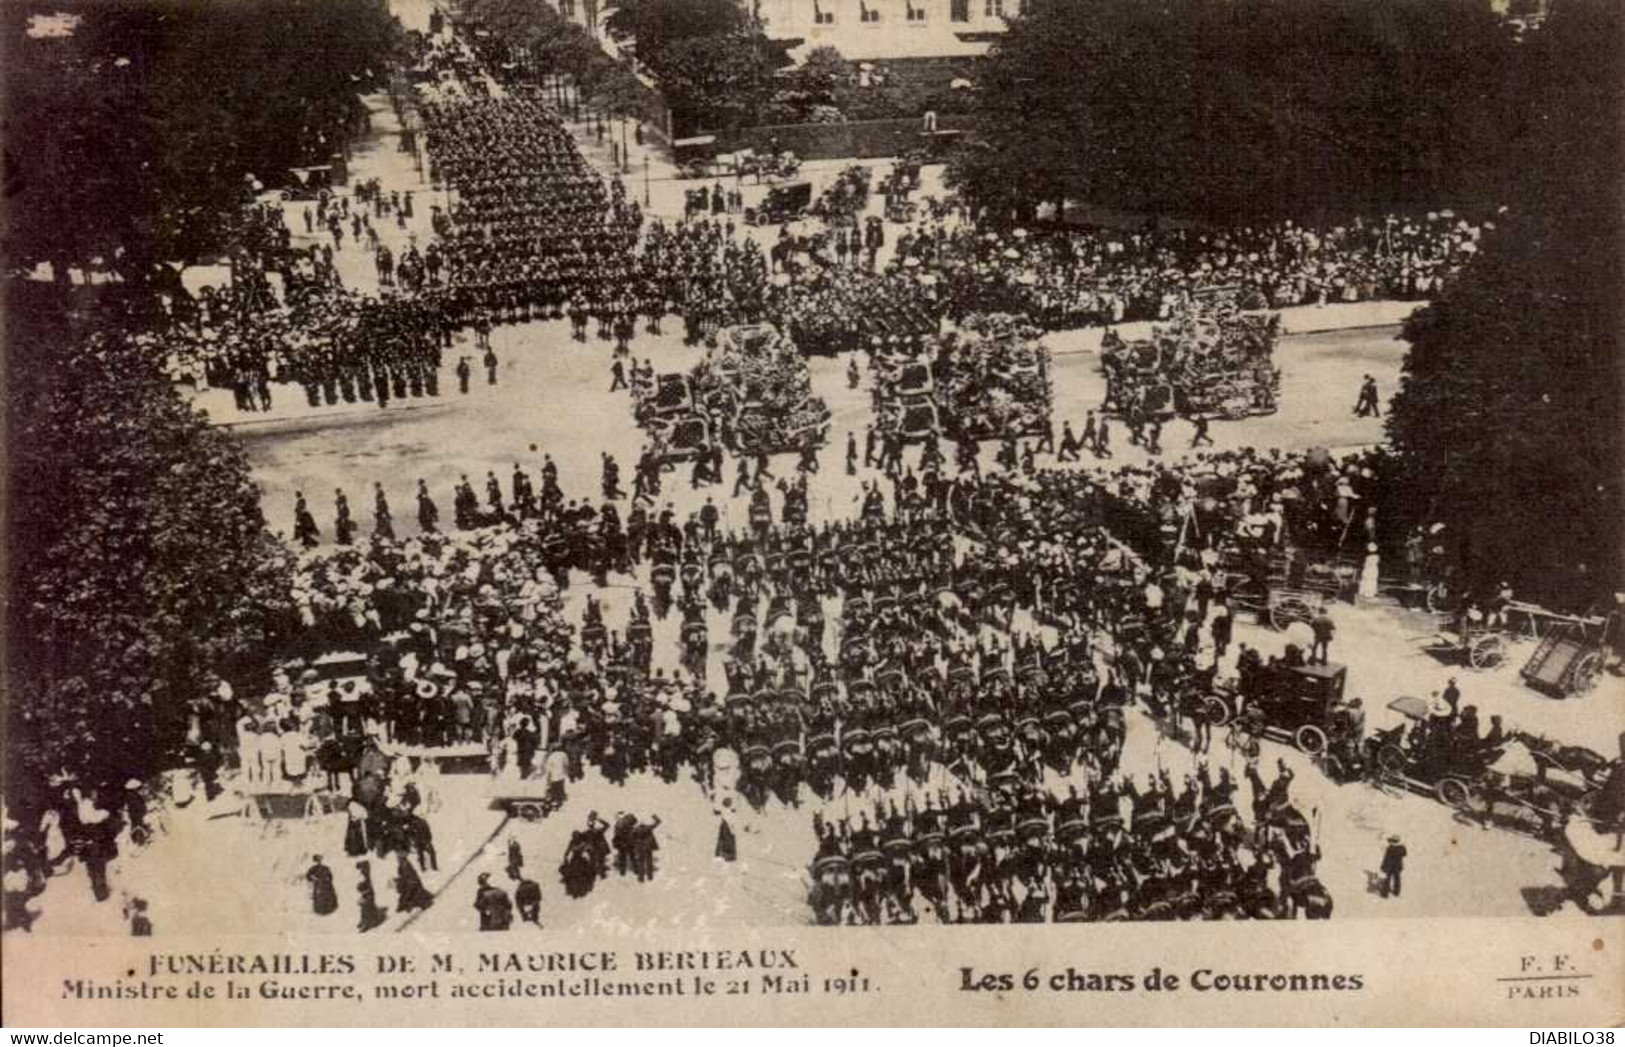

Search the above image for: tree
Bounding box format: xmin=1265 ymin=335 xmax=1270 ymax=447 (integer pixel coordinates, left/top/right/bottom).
xmin=4 ymin=300 xmax=296 ymax=859
xmin=1385 ymin=0 xmax=1622 ymax=608
xmin=796 ymin=45 xmax=849 ymax=106
xmin=653 ymin=33 xmax=783 ymax=132
xmin=603 ymin=0 xmax=744 ymax=54
xmin=590 ymin=65 xmax=650 ymax=122
xmin=3 ymin=0 xmax=401 ymax=285
xmin=951 ymin=0 xmax=1521 ymax=222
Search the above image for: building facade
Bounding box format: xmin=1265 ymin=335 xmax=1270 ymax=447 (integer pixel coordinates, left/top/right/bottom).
xmin=753 ymin=0 xmax=1016 ymax=61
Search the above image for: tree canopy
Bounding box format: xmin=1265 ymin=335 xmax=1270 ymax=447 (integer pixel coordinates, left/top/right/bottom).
xmin=2 ymin=0 xmax=400 ymax=284
xmin=4 ymin=291 xmax=296 ymax=827
xmin=1385 ymin=0 xmax=1622 ymax=607
xmin=653 ymin=33 xmax=786 ymax=132
xmin=602 ymin=0 xmax=747 ymax=54
xmin=951 ymin=0 xmax=1523 ymax=222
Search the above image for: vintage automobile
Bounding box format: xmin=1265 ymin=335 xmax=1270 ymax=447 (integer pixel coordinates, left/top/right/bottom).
xmin=1365 ymin=695 xmax=1498 ymax=810
xmin=744 ymin=182 xmax=812 ymax=226
xmin=1209 ymin=659 xmax=1351 ymax=758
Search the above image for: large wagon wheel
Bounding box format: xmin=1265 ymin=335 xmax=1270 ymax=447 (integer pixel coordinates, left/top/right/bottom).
xmin=1467 ymin=632 xmax=1506 ymax=670
xmin=1434 ymin=777 xmax=1475 ymax=811
xmin=1294 ymin=724 xmax=1329 ymax=757
xmin=1425 ymin=579 xmax=1454 ymax=615
xmin=1270 ymin=593 xmax=1315 ymax=632
xmin=1567 ymin=650 xmax=1604 ymax=695
xmin=1203 ymin=695 xmax=1234 ymax=728
xmin=1376 ymin=743 xmax=1406 ymax=778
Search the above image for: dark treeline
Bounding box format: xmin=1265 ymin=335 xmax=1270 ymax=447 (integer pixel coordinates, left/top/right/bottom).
xmin=1384 ymin=0 xmax=1622 ymax=607
xmin=2 ymin=0 xmax=400 ymax=286
xmin=3 ymin=0 xmax=389 ymax=890
xmin=951 ymin=0 xmax=1591 ymax=223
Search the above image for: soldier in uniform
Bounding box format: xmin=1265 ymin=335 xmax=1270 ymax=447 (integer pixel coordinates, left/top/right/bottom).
xmin=416 ymin=478 xmax=439 ymax=533
xmin=293 ymin=492 xmax=320 ymax=548
xmin=374 ymin=482 xmax=394 ymax=539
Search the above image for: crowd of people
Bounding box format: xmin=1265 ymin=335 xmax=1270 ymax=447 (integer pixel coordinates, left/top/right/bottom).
xmin=158 ymin=198 xmax=458 ymax=413
xmin=649 ymin=205 xmax=1482 ymax=361
xmin=10 ymin=20 xmax=1559 ymax=939
xmin=198 ymin=408 xmax=1409 ymax=925
xmin=422 ymin=87 xmax=645 ymax=329
xmin=155 ymin=37 xmax=1486 ymax=425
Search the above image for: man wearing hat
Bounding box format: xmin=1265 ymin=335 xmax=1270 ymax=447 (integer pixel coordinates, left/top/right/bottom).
xmin=1309 ymin=604 xmax=1336 ymax=665
xmin=1380 ymin=834 xmax=1407 ymax=898
xmin=1441 ymin=677 xmax=1461 ymax=717
xmin=473 ymin=872 xmax=513 ymax=931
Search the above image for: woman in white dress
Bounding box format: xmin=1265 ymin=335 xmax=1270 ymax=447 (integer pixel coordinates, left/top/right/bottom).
xmin=1359 ymin=543 xmax=1381 ymax=601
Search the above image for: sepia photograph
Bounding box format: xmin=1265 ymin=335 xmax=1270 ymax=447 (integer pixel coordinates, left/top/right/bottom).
xmin=1 ymin=0 xmax=1621 ymax=1027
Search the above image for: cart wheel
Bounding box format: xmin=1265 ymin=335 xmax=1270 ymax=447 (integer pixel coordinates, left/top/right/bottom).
xmin=1468 ymin=633 xmax=1505 ymax=670
xmin=1425 ymin=580 xmax=1453 ymax=615
xmin=1569 ymin=651 xmax=1603 ymax=694
xmin=517 ymin=802 xmax=541 ymax=822
xmin=1294 ymin=724 xmax=1328 ymax=757
xmin=1377 ymin=744 xmax=1406 ymax=776
xmin=1203 ymin=695 xmax=1233 ymax=728
xmin=1435 ymin=777 xmax=1474 ymax=810
xmin=1270 ymin=596 xmax=1312 ymax=631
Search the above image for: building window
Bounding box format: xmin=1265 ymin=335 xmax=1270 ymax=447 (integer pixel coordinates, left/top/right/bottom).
xmin=860 ymin=1 xmax=880 ymax=22
xmin=814 ymin=0 xmax=834 ymax=23
xmin=984 ymin=0 xmax=1003 ymax=16
xmin=951 ymin=0 xmax=968 ymax=19
xmin=906 ymin=0 xmax=926 ymax=21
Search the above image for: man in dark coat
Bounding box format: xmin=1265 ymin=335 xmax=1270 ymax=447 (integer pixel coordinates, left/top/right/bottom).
xmin=294 ymin=492 xmax=320 ymax=548
xmin=514 ymin=871 xmax=542 ymax=925
xmin=393 ymin=854 xmax=434 ymax=913
xmin=474 ymin=872 xmax=513 ymax=931
xmin=1380 ymin=835 xmax=1407 ymax=898
xmin=356 ymin=861 xmax=388 ymax=932
xmin=631 ymin=815 xmax=662 ymax=882
xmin=374 ymin=482 xmax=395 ymax=539
xmin=417 ymin=479 xmax=439 ymax=533
xmin=1310 ymin=606 xmax=1336 ymax=665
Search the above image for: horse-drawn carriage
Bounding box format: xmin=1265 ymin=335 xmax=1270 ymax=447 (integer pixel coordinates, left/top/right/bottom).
xmin=1101 ymin=295 xmax=1281 ymax=420
xmin=1417 ymin=616 xmax=1510 ymax=672
xmin=637 ymin=373 xmax=694 ymax=422
xmin=1475 ymin=737 xmax=1613 ymax=840
xmin=647 ymin=413 xmax=713 ymax=466
xmin=1519 ymin=607 xmax=1617 ymax=698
